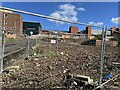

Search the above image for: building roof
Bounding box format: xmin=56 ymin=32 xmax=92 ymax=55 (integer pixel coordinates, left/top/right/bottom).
xmin=23 ymin=21 xmax=42 ymax=28
xmin=0 ymin=9 xmax=13 ymax=13
xmin=42 ymin=29 xmax=69 ymax=33
xmin=112 ymin=28 xmax=120 ymax=34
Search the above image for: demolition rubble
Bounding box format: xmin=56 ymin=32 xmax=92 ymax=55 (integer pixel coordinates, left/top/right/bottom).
xmin=2 ymin=42 xmax=119 ymax=89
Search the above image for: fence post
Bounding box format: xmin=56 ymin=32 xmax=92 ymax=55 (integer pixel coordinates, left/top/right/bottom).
xmin=36 ymin=37 xmax=37 ymax=45
xmin=56 ymin=35 xmax=59 ymax=54
xmin=27 ymin=35 xmax=30 ymax=59
xmin=0 ymin=30 xmax=5 ymax=73
xmin=49 ymin=32 xmax=51 ymax=53
xmin=0 ymin=13 xmax=6 ymax=74
xmin=99 ymin=26 xmax=107 ymax=89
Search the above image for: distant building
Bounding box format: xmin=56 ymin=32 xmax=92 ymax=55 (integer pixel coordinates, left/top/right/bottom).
xmin=0 ymin=10 xmax=24 ymax=40
xmin=110 ymin=26 xmax=120 ymax=35
xmin=86 ymin=26 xmax=91 ymax=39
xmin=69 ymin=26 xmax=79 ymax=34
xmin=23 ymin=21 xmax=42 ymax=36
xmin=41 ymin=30 xmax=49 ymax=35
xmin=81 ymin=26 xmax=112 ymax=39
xmin=91 ymin=30 xmax=111 ymax=35
xmin=110 ymin=26 xmax=117 ymax=31
xmin=62 ymin=33 xmax=71 ymax=39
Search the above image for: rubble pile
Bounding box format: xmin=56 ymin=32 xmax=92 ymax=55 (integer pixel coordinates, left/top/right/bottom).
xmin=2 ymin=42 xmax=119 ymax=89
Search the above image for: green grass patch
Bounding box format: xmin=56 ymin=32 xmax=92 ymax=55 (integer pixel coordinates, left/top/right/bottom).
xmin=43 ymin=51 xmax=56 ymax=58
xmin=5 ymin=38 xmax=16 ymax=44
xmin=30 ymin=48 xmax=56 ymax=59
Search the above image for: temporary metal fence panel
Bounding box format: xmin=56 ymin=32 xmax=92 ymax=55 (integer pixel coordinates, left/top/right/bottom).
xmin=1 ymin=6 xmax=118 ymax=90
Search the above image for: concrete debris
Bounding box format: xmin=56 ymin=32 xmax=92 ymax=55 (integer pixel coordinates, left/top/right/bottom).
xmin=2 ymin=42 xmax=119 ymax=89
xmin=34 ymin=58 xmax=39 ymax=61
xmin=60 ymin=52 xmax=64 ymax=55
xmin=34 ymin=53 xmax=37 ymax=56
xmin=44 ymin=56 xmax=47 ymax=59
xmin=3 ymin=66 xmax=19 ymax=72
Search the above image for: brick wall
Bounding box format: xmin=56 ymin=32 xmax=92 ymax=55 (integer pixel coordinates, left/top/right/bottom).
xmin=0 ymin=12 xmax=24 ymax=40
xmin=69 ymin=26 xmax=79 ymax=34
xmin=86 ymin=26 xmax=91 ymax=39
xmin=62 ymin=34 xmax=70 ymax=39
xmin=96 ymin=40 xmax=118 ymax=46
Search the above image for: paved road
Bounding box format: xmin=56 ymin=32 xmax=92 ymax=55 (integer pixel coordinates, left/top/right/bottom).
xmin=5 ymin=39 xmax=27 ymax=54
xmin=0 ymin=37 xmax=36 ymax=72
xmin=4 ymin=39 xmax=36 ymax=56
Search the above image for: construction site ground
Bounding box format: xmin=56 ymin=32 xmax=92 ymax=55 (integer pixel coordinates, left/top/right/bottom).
xmin=2 ymin=40 xmax=120 ymax=89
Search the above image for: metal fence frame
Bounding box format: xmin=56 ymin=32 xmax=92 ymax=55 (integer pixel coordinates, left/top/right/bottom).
xmin=0 ymin=6 xmax=108 ymax=89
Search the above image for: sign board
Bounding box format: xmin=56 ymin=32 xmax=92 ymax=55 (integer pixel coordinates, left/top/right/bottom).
xmin=26 ymin=27 xmax=36 ymax=30
xmin=51 ymin=39 xmax=56 ymax=44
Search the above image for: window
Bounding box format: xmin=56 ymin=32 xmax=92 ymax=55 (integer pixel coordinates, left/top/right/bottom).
xmin=11 ymin=27 xmax=15 ymax=30
xmin=4 ymin=14 xmax=8 ymax=18
xmin=4 ymin=20 xmax=7 ymax=24
xmin=7 ymin=31 xmax=13 ymax=34
xmin=4 ymin=27 xmax=7 ymax=30
xmin=7 ymin=32 xmax=10 ymax=34
xmin=13 ymin=27 xmax=15 ymax=30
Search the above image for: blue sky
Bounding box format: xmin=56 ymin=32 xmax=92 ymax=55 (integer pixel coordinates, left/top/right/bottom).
xmin=2 ymin=2 xmax=119 ymax=31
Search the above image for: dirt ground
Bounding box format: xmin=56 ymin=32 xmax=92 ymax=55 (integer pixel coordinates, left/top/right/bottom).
xmin=2 ymin=41 xmax=120 ymax=89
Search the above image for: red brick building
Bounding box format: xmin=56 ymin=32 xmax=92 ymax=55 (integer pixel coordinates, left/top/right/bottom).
xmin=110 ymin=26 xmax=120 ymax=35
xmin=86 ymin=26 xmax=91 ymax=39
xmin=110 ymin=26 xmax=116 ymax=31
xmin=0 ymin=10 xmax=24 ymax=40
xmin=69 ymin=26 xmax=79 ymax=34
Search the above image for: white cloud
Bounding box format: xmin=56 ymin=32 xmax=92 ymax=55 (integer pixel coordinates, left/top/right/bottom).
xmin=77 ymin=7 xmax=86 ymax=11
xmin=88 ymin=22 xmax=104 ymax=26
xmin=49 ymin=4 xmax=78 ymax=24
xmin=111 ymin=17 xmax=120 ymax=25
